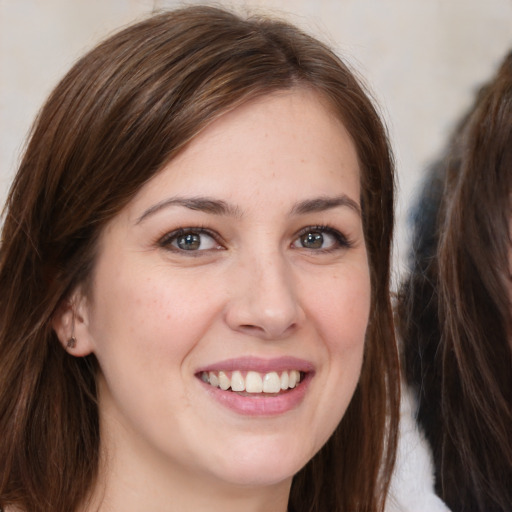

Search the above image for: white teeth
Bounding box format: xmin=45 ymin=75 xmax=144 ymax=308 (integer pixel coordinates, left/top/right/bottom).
xmin=218 ymin=371 xmax=230 ymax=390
xmin=201 ymin=369 xmax=304 ymax=394
xmin=245 ymin=371 xmax=263 ymax=393
xmin=288 ymin=370 xmax=297 ymax=388
xmin=231 ymin=370 xmax=245 ymax=392
xmin=209 ymin=372 xmax=219 ymax=388
xmin=263 ymin=372 xmax=281 ymax=393
xmin=280 ymin=371 xmax=289 ymax=390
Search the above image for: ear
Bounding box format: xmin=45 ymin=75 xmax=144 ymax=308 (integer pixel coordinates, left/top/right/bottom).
xmin=52 ymin=288 xmax=95 ymax=357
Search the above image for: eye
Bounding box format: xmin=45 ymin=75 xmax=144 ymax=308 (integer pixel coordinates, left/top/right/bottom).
xmin=292 ymin=226 xmax=351 ymax=251
xmin=298 ymin=231 xmax=329 ymax=249
xmin=159 ymin=228 xmax=222 ymax=252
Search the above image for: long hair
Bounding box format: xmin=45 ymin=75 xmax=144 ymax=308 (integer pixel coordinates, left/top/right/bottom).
xmin=0 ymin=6 xmax=398 ymax=511
xmin=399 ymin=52 xmax=512 ymax=511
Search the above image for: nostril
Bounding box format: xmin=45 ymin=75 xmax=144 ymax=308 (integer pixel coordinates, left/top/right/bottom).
xmin=238 ymin=321 xmax=298 ymax=340
xmin=239 ymin=324 xmax=264 ymax=333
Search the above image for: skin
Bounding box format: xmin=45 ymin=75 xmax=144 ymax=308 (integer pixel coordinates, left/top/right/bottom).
xmin=55 ymin=88 xmax=371 ymax=512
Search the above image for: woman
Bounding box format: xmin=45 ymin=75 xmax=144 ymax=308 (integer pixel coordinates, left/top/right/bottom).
xmin=0 ymin=6 xmax=399 ymax=511
xmin=398 ymin=52 xmax=512 ymax=511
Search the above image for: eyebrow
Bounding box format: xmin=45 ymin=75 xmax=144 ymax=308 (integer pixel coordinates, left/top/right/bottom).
xmin=290 ymin=195 xmax=361 ymax=217
xmin=136 ymin=193 xmax=361 ymax=224
xmin=136 ymin=196 xmax=242 ymax=224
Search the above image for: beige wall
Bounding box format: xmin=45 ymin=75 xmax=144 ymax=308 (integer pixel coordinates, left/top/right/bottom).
xmin=2 ymin=0 xmax=512 ymax=281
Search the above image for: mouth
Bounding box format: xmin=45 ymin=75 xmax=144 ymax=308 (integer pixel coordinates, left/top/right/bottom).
xmin=199 ymin=369 xmax=304 ymax=395
xmin=195 ymin=357 xmax=313 ymax=415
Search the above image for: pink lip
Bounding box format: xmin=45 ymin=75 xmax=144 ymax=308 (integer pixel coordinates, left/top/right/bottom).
xmin=196 ymin=356 xmax=315 ymax=374
xmin=196 ymin=356 xmax=315 ymax=417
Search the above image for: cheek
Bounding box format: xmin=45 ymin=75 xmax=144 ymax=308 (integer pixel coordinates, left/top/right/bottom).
xmin=86 ymin=269 xmax=225 ymax=430
xmin=299 ymin=268 xmax=370 ymax=450
xmin=87 ymin=266 xmax=221 ymax=375
xmin=308 ymin=268 xmax=371 ymax=354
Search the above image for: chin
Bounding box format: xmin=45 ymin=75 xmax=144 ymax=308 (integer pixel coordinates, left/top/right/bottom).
xmin=215 ymin=465 xmax=297 ymax=488
xmin=206 ymin=440 xmax=312 ymax=488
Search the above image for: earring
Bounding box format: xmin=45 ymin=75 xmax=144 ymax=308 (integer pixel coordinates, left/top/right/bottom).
xmin=66 ymin=313 xmax=77 ymax=349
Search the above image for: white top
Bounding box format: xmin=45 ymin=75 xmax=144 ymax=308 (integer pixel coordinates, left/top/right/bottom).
xmin=385 ymin=385 xmax=451 ymax=512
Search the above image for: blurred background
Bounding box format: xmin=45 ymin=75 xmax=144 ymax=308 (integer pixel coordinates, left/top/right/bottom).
xmin=2 ymin=0 xmax=512 ymax=283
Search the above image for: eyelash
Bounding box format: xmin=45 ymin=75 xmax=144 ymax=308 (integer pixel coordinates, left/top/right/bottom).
xmin=157 ymin=227 xmax=223 ymax=255
xmin=293 ymin=225 xmax=353 ymax=252
xmin=156 ymin=225 xmax=353 ymax=254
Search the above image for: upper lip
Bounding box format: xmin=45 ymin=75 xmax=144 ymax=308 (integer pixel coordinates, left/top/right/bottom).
xmin=196 ymin=356 xmax=315 ymax=374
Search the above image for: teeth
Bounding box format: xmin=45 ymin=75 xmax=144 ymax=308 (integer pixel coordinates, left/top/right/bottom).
xmin=288 ymin=369 xmax=297 ymax=388
xmin=263 ymin=372 xmax=281 ymax=393
xmin=201 ymin=369 xmax=302 ymax=394
xmin=246 ymin=371 xmax=263 ymax=393
xmin=280 ymin=371 xmax=289 ymax=390
xmin=231 ymin=370 xmax=245 ymax=392
xmin=218 ymin=371 xmax=230 ymax=390
xmin=209 ymin=372 xmax=219 ymax=388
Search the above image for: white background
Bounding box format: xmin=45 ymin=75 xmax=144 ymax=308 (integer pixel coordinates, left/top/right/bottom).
xmin=2 ymin=0 xmax=512 ymax=284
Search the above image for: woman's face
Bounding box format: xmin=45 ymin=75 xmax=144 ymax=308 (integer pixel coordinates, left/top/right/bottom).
xmin=75 ymin=88 xmax=370 ymax=491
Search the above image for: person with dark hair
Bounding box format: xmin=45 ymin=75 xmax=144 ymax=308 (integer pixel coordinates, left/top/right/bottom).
xmin=0 ymin=6 xmax=399 ymax=512
xmin=398 ymin=51 xmax=512 ymax=512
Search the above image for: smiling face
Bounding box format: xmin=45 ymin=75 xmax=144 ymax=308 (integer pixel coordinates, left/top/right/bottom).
xmin=66 ymin=88 xmax=370 ymax=504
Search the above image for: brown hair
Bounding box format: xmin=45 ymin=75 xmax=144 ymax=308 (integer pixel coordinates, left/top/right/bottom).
xmin=0 ymin=6 xmax=398 ymax=511
xmin=399 ymin=52 xmax=512 ymax=511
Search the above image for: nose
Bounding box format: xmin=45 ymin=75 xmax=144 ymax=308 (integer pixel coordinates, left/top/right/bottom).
xmin=224 ymin=253 xmax=305 ymax=340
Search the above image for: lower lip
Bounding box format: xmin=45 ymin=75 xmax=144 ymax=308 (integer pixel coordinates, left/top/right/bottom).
xmin=199 ymin=373 xmax=312 ymax=416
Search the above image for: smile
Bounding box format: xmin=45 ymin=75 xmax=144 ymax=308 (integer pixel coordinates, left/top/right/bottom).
xmin=200 ymin=370 xmax=302 ymax=394
xmin=196 ymin=356 xmax=314 ymax=415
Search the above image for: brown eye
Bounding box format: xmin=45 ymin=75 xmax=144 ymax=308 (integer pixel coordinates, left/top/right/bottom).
xmin=159 ymin=229 xmax=221 ymax=252
xmin=292 ymin=226 xmax=351 ymax=251
xmin=300 ymin=232 xmax=324 ymax=249
xmin=176 ymin=233 xmax=202 ymax=250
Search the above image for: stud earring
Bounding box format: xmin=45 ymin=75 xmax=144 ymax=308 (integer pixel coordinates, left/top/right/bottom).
xmin=66 ymin=313 xmax=77 ymax=349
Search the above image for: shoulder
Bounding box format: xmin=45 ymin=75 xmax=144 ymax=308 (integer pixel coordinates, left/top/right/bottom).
xmin=385 ymin=385 xmax=451 ymax=512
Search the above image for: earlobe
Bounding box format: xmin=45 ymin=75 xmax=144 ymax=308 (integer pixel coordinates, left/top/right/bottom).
xmin=52 ymin=290 xmax=95 ymax=357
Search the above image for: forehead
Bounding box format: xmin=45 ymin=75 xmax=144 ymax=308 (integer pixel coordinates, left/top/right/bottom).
xmin=119 ymin=87 xmax=362 ymax=226
xmin=164 ymin=90 xmax=354 ymax=183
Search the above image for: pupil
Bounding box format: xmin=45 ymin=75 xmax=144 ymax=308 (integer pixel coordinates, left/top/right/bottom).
xmin=301 ymin=232 xmax=323 ymax=248
xmin=178 ymin=233 xmax=201 ymax=250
